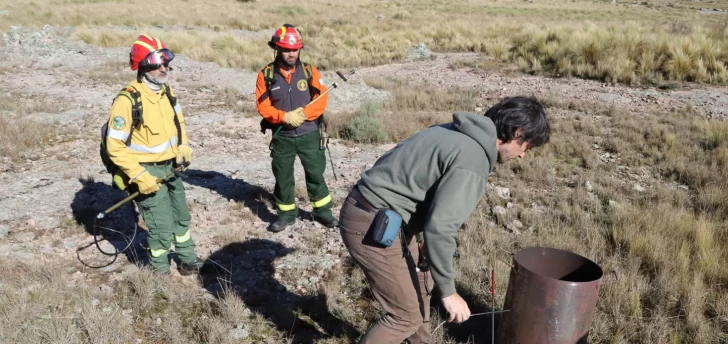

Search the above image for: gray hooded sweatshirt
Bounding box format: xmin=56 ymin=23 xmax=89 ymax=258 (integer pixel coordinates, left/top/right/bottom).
xmin=356 ymin=112 xmax=498 ymax=297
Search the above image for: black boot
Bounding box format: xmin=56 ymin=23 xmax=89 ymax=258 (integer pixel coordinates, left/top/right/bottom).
xmin=313 ymin=214 xmax=339 ymax=228
xmin=178 ymin=258 xmax=204 ymax=276
xmin=268 ymin=217 xmax=296 ymax=233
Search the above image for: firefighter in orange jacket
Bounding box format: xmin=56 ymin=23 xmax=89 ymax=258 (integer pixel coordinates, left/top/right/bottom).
xmin=105 ymin=34 xmax=203 ymax=275
xmin=256 ymin=24 xmax=338 ymax=232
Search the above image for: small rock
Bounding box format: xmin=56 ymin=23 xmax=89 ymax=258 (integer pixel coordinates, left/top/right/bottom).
xmin=506 ymin=202 xmax=514 ymax=209
xmin=155 ymin=317 xmax=162 ymax=325
xmin=243 ymin=308 xmax=252 ymax=318
xmin=593 ymin=144 xmax=600 ymax=149
xmin=27 ymin=218 xmax=36 ymax=227
xmin=91 ymin=299 xmax=100 ymax=307
xmin=377 ymin=14 xmax=385 ymax=20
xmin=229 ymin=328 xmax=249 ymax=339
xmin=492 ymin=206 xmax=507 ymax=216
xmin=0 ymin=225 xmax=9 ymax=238
xmin=505 ymin=220 xmax=523 ymax=234
xmin=584 ymin=181 xmax=593 ymax=192
xmin=406 ymin=43 xmax=431 ymax=60
xmin=494 ymin=186 xmax=511 ymax=200
xmin=633 ymin=183 xmax=645 ymax=192
xmin=98 ymin=284 xmax=113 ymax=294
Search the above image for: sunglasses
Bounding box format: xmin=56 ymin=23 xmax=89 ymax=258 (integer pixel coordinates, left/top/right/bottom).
xmin=139 ymin=49 xmax=174 ymax=69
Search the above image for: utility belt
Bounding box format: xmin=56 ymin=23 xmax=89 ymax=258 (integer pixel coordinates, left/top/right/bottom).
xmin=140 ymin=158 xmax=174 ymax=167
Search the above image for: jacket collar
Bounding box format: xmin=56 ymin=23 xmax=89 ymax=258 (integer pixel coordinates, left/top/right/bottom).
xmin=133 ymin=80 xmax=164 ymax=104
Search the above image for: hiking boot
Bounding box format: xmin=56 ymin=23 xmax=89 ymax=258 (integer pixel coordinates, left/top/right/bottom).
xmin=178 ymin=258 xmax=204 ymax=276
xmin=313 ymin=214 xmax=339 ymax=228
xmin=268 ymin=218 xmax=296 ymax=233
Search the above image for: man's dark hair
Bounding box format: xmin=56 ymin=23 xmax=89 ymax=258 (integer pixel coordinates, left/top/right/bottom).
xmin=484 ymin=96 xmax=550 ymax=148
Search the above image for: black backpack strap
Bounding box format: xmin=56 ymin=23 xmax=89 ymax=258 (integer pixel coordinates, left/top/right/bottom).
xmin=260 ymin=62 xmax=276 ymax=103
xmin=115 ymin=86 xmax=143 ymax=146
xmin=163 ymin=83 xmax=182 ymax=147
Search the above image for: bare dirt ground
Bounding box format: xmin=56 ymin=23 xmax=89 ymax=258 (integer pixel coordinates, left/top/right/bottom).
xmin=1 ymin=25 xmax=727 ymax=342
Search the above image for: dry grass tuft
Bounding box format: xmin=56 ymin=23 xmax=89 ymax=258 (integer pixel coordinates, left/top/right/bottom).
xmin=327 ymin=77 xmax=480 ymax=143
xmin=5 ymin=0 xmax=726 ymax=85
xmin=0 ymin=115 xmax=56 ymax=161
xmin=0 ymin=258 xmax=294 ymax=344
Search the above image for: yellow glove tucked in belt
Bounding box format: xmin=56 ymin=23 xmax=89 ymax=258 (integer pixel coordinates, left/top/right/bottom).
xmin=282 ymin=107 xmax=306 ymax=128
xmin=133 ymin=171 xmax=160 ymax=194
xmin=176 ymin=144 xmax=193 ymax=165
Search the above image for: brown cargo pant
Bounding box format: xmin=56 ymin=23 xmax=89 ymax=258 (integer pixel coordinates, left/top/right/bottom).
xmin=338 ymin=187 xmax=434 ymax=344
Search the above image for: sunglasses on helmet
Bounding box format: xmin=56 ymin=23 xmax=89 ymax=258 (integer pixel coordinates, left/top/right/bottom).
xmin=140 ymin=49 xmax=174 ymax=69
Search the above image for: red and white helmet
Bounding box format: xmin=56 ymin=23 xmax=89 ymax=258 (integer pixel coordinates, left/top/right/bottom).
xmin=267 ymin=24 xmax=303 ymax=50
xmin=129 ymin=34 xmax=175 ymax=71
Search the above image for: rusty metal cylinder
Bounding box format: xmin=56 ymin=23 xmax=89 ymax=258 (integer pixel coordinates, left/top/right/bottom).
xmin=498 ymin=247 xmax=603 ymax=344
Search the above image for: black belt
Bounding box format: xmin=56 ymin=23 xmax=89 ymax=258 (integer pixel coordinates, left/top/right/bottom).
xmin=350 ymin=186 xmax=377 ymax=213
xmin=140 ymin=158 xmax=174 ymax=167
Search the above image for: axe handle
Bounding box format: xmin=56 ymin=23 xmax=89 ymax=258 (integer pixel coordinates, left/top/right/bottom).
xmin=307 ymin=82 xmax=337 ymax=107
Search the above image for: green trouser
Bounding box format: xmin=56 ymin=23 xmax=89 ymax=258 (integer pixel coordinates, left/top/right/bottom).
xmin=271 ymin=129 xmax=333 ymax=221
xmin=134 ymin=160 xmax=197 ymax=272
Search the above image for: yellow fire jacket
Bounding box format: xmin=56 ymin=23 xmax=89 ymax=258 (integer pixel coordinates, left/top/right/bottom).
xmin=105 ymin=80 xmax=188 ymax=182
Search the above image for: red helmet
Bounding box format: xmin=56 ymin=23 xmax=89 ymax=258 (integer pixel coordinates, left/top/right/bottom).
xmin=129 ymin=34 xmax=175 ymax=71
xmin=267 ymin=24 xmax=303 ymax=50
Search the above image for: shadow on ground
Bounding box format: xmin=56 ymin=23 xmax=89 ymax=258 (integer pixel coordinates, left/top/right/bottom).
xmin=70 ymin=177 xmax=149 ymax=269
xmin=199 ymin=238 xmax=361 ymax=343
xmin=183 ymin=169 xmax=278 ymax=224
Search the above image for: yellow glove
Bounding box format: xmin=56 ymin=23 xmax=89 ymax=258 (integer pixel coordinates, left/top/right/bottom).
xmin=176 ymin=144 xmax=193 ymax=165
xmin=133 ymin=171 xmax=160 ymax=194
xmin=282 ymin=107 xmax=306 ymax=128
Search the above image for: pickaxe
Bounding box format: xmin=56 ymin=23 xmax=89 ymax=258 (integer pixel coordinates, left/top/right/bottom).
xmin=316 ymin=69 xmax=355 ymax=181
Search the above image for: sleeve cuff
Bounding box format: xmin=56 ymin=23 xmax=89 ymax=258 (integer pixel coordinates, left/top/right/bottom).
xmin=437 ymin=280 xmax=457 ymax=298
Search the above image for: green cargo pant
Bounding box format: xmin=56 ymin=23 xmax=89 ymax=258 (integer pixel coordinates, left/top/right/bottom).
xmin=271 ymin=129 xmax=333 ymax=221
xmin=134 ymin=161 xmax=197 ymax=272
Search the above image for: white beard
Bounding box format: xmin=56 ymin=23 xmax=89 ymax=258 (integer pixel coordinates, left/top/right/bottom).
xmin=143 ymin=73 xmax=167 ymax=92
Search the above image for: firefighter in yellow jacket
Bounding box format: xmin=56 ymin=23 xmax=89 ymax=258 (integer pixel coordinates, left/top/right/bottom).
xmin=104 ymin=34 xmax=203 ymax=275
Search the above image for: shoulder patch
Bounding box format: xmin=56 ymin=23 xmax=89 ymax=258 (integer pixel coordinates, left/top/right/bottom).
xmin=112 ymin=116 xmax=126 ymax=130
xmin=297 ymin=79 xmax=308 ymax=91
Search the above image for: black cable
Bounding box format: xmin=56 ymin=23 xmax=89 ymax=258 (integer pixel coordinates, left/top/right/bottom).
xmin=76 ymin=202 xmax=138 ymax=269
